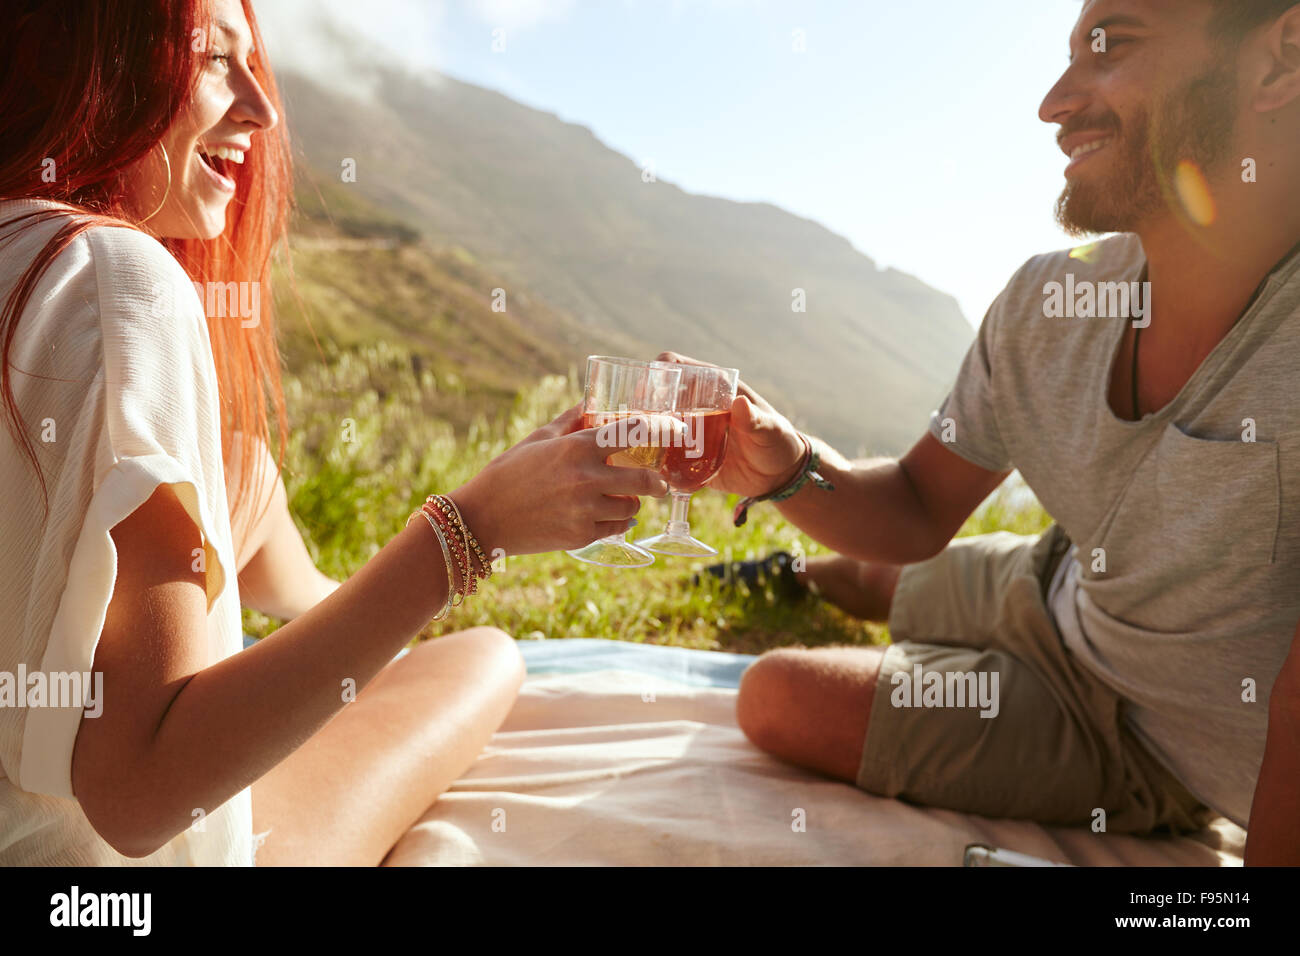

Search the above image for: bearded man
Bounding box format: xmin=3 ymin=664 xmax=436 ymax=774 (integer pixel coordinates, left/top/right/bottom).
xmin=669 ymin=0 xmax=1300 ymax=864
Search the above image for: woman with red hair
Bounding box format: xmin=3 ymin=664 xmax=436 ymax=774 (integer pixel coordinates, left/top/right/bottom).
xmin=0 ymin=0 xmax=666 ymax=865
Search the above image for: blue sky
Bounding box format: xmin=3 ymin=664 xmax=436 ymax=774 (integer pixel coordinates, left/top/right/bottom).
xmin=261 ymin=0 xmax=1090 ymax=327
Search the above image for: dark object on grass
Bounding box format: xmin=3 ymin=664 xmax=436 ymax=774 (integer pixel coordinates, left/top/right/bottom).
xmin=695 ymin=550 xmax=805 ymax=601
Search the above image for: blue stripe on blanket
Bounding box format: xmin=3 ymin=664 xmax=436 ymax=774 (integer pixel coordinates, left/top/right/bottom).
xmin=241 ymin=635 xmax=756 ymax=690
xmin=517 ymin=637 xmax=755 ymax=690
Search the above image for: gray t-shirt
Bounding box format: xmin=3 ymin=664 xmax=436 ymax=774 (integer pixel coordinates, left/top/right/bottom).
xmin=932 ymin=232 xmax=1300 ymax=828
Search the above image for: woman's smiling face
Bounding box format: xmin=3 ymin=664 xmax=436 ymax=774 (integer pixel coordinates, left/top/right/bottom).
xmin=125 ymin=0 xmax=277 ymax=239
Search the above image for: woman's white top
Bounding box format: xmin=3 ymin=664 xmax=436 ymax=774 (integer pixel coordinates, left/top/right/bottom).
xmin=0 ymin=198 xmax=252 ymax=865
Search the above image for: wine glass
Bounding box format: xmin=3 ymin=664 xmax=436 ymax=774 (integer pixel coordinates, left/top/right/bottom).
xmin=566 ymin=356 xmax=683 ymax=568
xmin=636 ymin=363 xmax=739 ymax=558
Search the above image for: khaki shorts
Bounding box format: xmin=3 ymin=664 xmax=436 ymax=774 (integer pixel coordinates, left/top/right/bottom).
xmin=856 ymin=524 xmax=1215 ymax=835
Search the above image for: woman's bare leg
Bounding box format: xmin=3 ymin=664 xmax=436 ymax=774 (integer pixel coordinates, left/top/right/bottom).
xmin=250 ymin=627 xmax=524 ymax=866
xmin=795 ymin=555 xmax=901 ymax=622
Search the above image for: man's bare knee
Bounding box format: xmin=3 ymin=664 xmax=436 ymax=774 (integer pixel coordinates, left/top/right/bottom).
xmin=736 ymin=649 xmax=802 ymax=753
xmin=736 ymin=645 xmax=883 ymax=782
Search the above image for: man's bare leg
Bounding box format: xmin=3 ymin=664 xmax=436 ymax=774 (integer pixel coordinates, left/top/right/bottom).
xmin=735 ymin=553 xmax=902 ymax=780
xmin=250 ymin=627 xmax=524 ymax=866
xmin=795 ymin=554 xmax=901 ymax=622
xmin=736 ymin=644 xmax=886 ymax=782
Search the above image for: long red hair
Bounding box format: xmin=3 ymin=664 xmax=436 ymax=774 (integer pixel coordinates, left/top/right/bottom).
xmin=0 ymin=0 xmax=291 ymax=541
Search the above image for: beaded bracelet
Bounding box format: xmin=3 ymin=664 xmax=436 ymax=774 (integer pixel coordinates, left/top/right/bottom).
xmin=421 ymin=501 xmax=473 ymax=601
xmin=426 ymin=494 xmax=492 ymax=582
xmin=439 ymin=495 xmax=493 ymax=577
xmin=407 ymin=491 xmax=495 ymax=617
xmin=406 ymin=508 xmax=455 ymax=621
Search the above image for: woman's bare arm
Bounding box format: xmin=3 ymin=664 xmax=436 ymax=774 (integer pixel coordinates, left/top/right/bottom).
xmin=236 ymin=467 xmax=341 ymax=620
xmin=71 ymin=408 xmax=668 ymax=857
xmin=227 ymin=439 xmax=339 ymax=621
xmin=73 ymin=482 xmax=449 ymax=857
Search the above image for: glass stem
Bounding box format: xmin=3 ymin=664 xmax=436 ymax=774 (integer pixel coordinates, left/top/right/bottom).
xmin=665 ymin=491 xmax=693 ymax=537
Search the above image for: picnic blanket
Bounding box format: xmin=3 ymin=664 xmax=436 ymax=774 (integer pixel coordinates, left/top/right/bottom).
xmin=381 ymin=639 xmax=1245 ymax=866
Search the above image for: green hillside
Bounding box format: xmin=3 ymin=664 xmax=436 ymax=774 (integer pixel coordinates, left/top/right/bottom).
xmin=274 ymin=179 xmax=643 ymax=432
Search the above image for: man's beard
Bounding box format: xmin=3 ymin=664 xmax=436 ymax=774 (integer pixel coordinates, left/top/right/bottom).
xmin=1054 ymin=58 xmax=1239 ymax=237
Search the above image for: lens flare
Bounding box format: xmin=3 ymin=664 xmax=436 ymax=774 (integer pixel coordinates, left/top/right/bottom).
xmin=1069 ymin=242 xmax=1101 ymax=263
xmin=1173 ymin=160 xmax=1217 ymax=226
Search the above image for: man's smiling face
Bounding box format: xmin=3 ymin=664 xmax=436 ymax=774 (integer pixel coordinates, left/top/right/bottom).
xmin=1040 ymin=0 xmax=1241 ymax=237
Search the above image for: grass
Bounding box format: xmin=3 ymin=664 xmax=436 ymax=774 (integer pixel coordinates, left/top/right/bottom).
xmin=242 ymin=344 xmax=1052 ymax=655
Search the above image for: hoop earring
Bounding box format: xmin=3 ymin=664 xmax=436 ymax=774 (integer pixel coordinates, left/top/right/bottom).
xmin=140 ymin=142 xmax=172 ymax=222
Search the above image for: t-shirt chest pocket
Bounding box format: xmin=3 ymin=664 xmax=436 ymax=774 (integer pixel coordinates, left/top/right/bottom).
xmin=1151 ymin=422 xmax=1281 ymax=568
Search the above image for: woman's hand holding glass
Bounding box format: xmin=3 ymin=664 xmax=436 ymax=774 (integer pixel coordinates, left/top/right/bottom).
xmin=450 ymin=402 xmax=670 ymax=561
xmin=566 ymin=356 xmax=683 ymax=567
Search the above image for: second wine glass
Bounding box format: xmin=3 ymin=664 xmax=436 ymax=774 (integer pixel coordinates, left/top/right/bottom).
xmin=636 ymin=363 xmax=739 ymax=558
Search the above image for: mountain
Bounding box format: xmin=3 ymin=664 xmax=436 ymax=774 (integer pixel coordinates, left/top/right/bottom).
xmin=276 ymin=66 xmax=974 ymax=455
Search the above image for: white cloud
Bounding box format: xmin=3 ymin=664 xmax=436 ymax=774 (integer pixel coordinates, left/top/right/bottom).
xmin=470 ymin=0 xmax=577 ymax=31
xmin=256 ymin=0 xmax=448 ymax=94
xmin=253 ymin=0 xmax=587 ymax=99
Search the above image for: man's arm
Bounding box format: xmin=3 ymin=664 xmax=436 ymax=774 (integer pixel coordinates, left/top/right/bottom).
xmin=654 ymin=352 xmax=1010 ymax=566
xmin=776 ymin=430 xmax=1011 ymax=565
xmin=1244 ymin=621 xmax=1300 ymax=865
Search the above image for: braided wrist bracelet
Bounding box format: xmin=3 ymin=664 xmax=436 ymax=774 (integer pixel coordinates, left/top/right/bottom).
xmin=732 ymin=433 xmax=835 ymax=527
